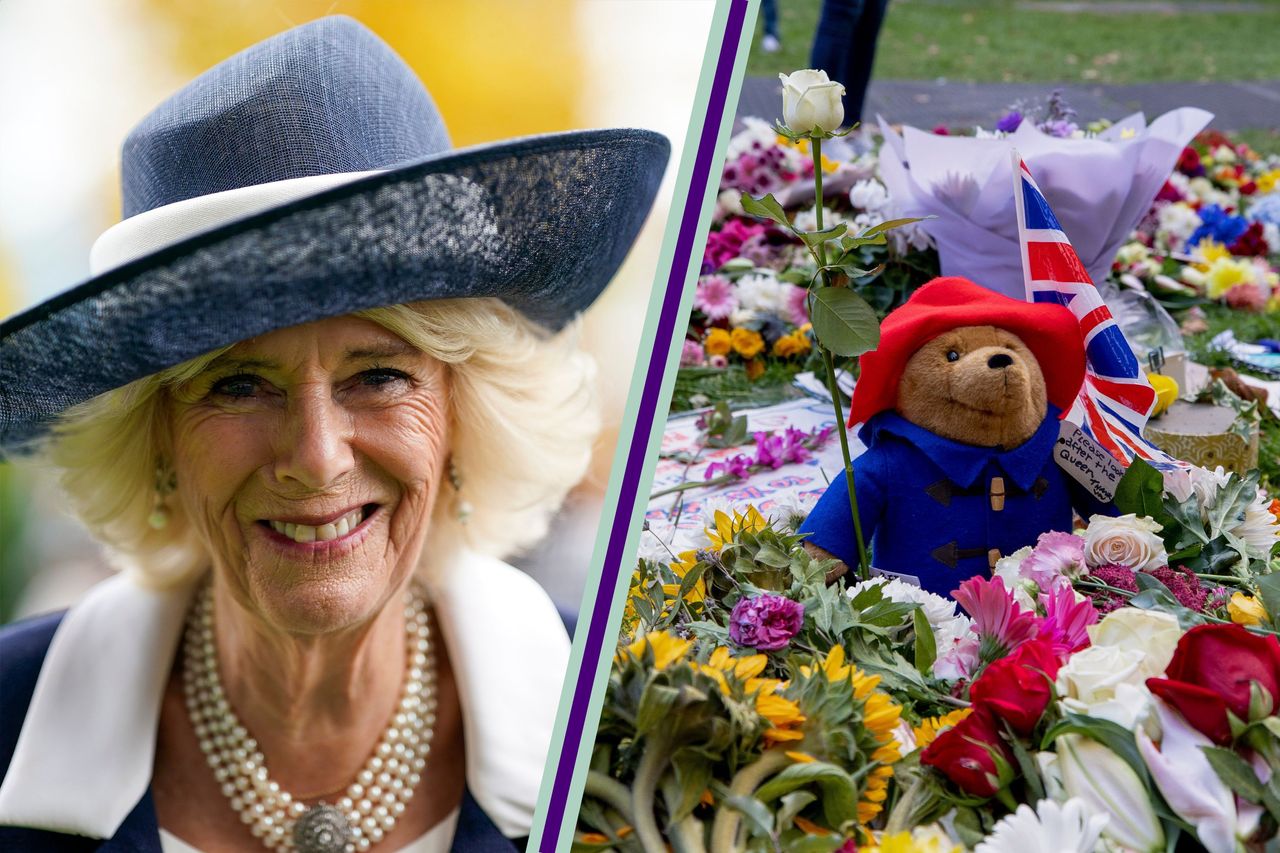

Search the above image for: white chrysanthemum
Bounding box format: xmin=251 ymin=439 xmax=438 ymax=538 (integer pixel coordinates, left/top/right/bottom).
xmin=1156 ymin=201 xmax=1201 ymax=245
xmin=727 ymin=307 xmax=762 ymax=328
xmin=637 ymin=519 xmax=679 ymax=564
xmin=848 ymin=577 xmax=972 ymax=646
xmin=791 ymin=204 xmax=846 ymax=234
xmin=849 ymin=177 xmax=890 ymax=213
xmin=769 ymin=493 xmax=818 ymax=532
xmin=974 ymin=798 xmax=1108 ymax=853
xmin=1233 ymin=489 xmax=1280 ymax=554
xmin=736 ymin=272 xmax=791 ymax=317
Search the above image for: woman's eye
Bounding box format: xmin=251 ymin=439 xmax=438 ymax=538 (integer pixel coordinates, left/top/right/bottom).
xmin=210 ymin=374 xmax=262 ymax=398
xmin=359 ymin=368 xmax=411 ymax=388
xmin=946 ymin=350 xmax=960 ymax=362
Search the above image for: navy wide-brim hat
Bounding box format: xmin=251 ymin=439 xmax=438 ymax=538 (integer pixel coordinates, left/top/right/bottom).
xmin=0 ymin=16 xmax=669 ymax=455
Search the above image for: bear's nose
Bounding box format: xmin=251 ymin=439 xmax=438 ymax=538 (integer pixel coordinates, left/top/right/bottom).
xmin=988 ymin=353 xmax=1014 ymax=369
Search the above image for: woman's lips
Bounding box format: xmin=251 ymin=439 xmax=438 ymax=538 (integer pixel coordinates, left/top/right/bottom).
xmin=258 ymin=504 xmax=377 ymax=546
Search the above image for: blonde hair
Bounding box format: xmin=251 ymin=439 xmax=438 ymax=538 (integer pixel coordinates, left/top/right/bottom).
xmin=45 ymin=298 xmax=600 ymax=587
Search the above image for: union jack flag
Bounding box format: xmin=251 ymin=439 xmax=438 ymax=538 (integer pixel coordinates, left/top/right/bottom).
xmin=1011 ymin=154 xmax=1182 ymax=469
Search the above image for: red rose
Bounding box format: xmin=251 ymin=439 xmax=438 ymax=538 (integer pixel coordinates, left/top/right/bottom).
xmin=920 ymin=706 xmax=1013 ymax=798
xmin=968 ymin=638 xmax=1062 ymax=736
xmin=1147 ymin=623 xmax=1280 ymax=745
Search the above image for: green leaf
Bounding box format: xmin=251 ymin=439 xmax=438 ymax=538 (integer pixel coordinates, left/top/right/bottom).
xmin=913 ymin=607 xmax=937 ymax=676
xmin=636 ymin=683 xmax=680 ymax=735
xmin=740 ymin=192 xmax=790 ymax=230
xmin=1113 ymin=458 xmax=1171 ymax=526
xmin=754 ymin=542 xmax=792 ymax=569
xmin=719 ymin=793 xmax=775 ymax=838
xmin=1256 ymin=574 xmax=1280 ymax=630
xmin=798 ymin=222 xmax=848 ymax=252
xmin=1206 ymin=471 xmax=1259 ymax=539
xmin=776 ymin=791 xmax=818 ymax=830
xmin=669 ymin=748 xmax=715 ymax=823
xmin=827 ymin=261 xmax=885 ymax=282
xmin=755 ymin=761 xmax=859 ymax=828
xmin=809 ymin=287 xmax=880 ymax=357
xmin=1201 ymin=746 xmax=1280 ymax=822
xmin=860 ymin=216 xmax=930 ymax=236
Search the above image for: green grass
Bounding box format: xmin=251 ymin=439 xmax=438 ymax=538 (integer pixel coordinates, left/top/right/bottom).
xmin=749 ymin=0 xmax=1280 ymax=84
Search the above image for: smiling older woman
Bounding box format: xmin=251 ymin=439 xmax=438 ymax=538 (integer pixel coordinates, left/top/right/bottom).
xmin=0 ymin=17 xmax=667 ymax=853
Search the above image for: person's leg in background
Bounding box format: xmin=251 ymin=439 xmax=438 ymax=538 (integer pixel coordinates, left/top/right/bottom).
xmin=761 ymin=0 xmax=781 ymax=53
xmin=809 ymin=0 xmax=890 ymax=129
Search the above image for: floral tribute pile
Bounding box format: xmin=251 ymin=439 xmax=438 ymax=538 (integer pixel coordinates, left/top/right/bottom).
xmin=1113 ymin=130 xmax=1280 ymax=314
xmin=677 ymin=100 xmax=1280 ymax=411
xmin=578 ymin=460 xmax=1280 ymax=852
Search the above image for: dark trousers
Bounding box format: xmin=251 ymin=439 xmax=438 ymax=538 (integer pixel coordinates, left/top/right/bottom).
xmin=761 ymin=0 xmax=778 ymax=37
xmin=809 ymin=0 xmax=890 ymax=126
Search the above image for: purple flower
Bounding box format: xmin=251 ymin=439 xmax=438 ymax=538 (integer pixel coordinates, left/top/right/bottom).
xmin=705 ymin=454 xmax=753 ymax=481
xmin=694 ymin=275 xmax=738 ymax=321
xmin=1038 ymin=119 xmax=1079 ymax=139
xmin=995 ymin=110 xmax=1024 ymax=133
xmin=729 ymin=594 xmax=804 ymax=650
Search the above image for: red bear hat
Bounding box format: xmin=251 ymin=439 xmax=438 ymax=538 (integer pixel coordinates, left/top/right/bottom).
xmin=848 ymin=277 xmax=1086 ymax=426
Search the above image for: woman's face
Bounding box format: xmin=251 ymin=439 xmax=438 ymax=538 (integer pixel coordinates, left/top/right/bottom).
xmin=167 ymin=315 xmax=450 ymax=635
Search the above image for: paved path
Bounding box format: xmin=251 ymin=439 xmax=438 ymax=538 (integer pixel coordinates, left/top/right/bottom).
xmin=737 ymin=77 xmax=1280 ymax=131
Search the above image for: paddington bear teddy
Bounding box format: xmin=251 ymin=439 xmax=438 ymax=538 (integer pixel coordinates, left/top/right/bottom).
xmin=800 ymin=276 xmax=1112 ymax=596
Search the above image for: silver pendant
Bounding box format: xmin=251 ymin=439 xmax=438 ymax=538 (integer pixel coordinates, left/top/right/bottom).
xmin=292 ymin=804 xmax=353 ymax=853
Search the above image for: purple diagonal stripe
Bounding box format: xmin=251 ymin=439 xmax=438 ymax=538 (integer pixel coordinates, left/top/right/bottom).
xmin=537 ymin=2 xmax=749 ymax=848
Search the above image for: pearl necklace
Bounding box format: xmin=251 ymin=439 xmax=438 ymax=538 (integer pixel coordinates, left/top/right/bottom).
xmin=182 ymin=582 xmax=437 ymax=853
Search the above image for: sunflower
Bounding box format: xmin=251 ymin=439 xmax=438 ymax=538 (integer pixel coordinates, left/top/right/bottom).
xmin=616 ymin=630 xmax=692 ymax=671
xmin=706 ymin=505 xmax=769 ymax=550
xmin=912 ymin=708 xmax=973 ymax=750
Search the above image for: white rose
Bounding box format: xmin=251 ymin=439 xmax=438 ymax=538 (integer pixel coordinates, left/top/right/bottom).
xmin=848 ymin=178 xmax=889 ymax=213
xmin=1083 ymin=514 xmax=1168 ymax=571
xmin=779 ymin=69 xmax=845 ymax=135
xmin=1087 ymin=608 xmax=1182 ymax=679
xmin=1056 ymin=645 xmax=1152 ymax=728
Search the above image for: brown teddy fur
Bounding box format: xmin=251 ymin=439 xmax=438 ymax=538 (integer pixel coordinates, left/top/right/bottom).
xmin=897 ymin=326 xmax=1047 ymax=450
xmin=807 ymin=325 xmax=1048 ymax=579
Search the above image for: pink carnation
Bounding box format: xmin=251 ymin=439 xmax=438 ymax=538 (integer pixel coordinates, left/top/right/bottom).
xmin=694 ymin=275 xmax=738 ymax=320
xmin=1021 ymin=531 xmax=1086 ymax=592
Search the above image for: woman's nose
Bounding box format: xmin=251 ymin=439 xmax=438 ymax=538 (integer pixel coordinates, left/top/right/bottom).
xmin=273 ymin=391 xmax=355 ymax=489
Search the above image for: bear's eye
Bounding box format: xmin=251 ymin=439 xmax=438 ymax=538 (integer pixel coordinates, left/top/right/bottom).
xmin=946 ymin=349 xmax=960 ymax=362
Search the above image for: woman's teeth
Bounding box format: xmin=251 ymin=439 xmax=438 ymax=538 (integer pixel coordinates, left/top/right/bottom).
xmin=268 ymin=508 xmax=364 ymax=543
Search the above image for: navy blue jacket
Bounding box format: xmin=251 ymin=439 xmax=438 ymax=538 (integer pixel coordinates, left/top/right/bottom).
xmin=801 ymin=407 xmax=1109 ymax=596
xmin=0 ymin=612 xmax=520 ymax=852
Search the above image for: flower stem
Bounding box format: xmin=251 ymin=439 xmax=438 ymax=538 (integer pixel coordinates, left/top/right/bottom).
xmin=586 ymin=770 xmax=637 ymax=827
xmin=651 ymin=473 xmax=740 ymax=500
xmin=809 ymin=134 xmax=871 ymax=581
xmin=633 ymin=734 xmax=674 ymax=853
xmin=709 ymin=748 xmax=792 ymax=852
xmin=883 ymin=774 xmax=926 ymax=835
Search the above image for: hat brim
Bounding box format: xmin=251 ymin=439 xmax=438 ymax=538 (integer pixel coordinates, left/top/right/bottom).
xmin=848 ymin=277 xmax=1086 ymax=425
xmin=0 ymin=128 xmax=669 ymax=453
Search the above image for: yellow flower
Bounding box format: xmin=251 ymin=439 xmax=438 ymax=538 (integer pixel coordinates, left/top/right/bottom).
xmin=695 ymin=646 xmax=768 ymax=693
xmin=704 ymin=327 xmax=732 ymax=356
xmin=1192 ymin=239 xmax=1231 ymax=270
xmin=772 ymin=330 xmax=812 ymax=358
xmin=792 ymin=815 xmax=832 ymax=836
xmin=706 ymin=505 xmax=768 ymax=549
xmin=1258 ymin=169 xmax=1280 ymax=194
xmin=786 ymin=751 xmax=817 ymax=763
xmin=730 ymin=327 xmax=765 ymax=359
xmin=665 ymin=550 xmax=706 ymax=605
xmin=864 ymin=829 xmax=963 ymax=853
xmin=617 ymin=630 xmax=692 ymax=670
xmin=1203 ymin=257 xmax=1257 ymax=300
xmin=1229 ymin=592 xmax=1267 ymax=627
xmin=912 ymin=708 xmax=973 ymax=749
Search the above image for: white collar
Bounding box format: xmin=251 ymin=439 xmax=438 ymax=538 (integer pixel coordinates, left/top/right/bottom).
xmin=0 ymin=550 xmax=568 ymax=840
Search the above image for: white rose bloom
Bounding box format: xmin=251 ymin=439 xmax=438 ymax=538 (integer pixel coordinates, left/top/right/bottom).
xmin=779 ymin=69 xmax=845 ymax=134
xmin=1083 ymin=513 xmax=1168 ymax=571
xmin=1087 ymin=608 xmax=1181 ymax=679
xmin=849 ymin=178 xmax=889 ymax=213
xmin=1056 ymin=645 xmax=1153 ymax=728
xmin=974 ymin=798 xmax=1108 ymax=853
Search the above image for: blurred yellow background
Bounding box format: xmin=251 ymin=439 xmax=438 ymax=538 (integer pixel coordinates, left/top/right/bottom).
xmin=0 ymin=0 xmax=717 ymax=619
